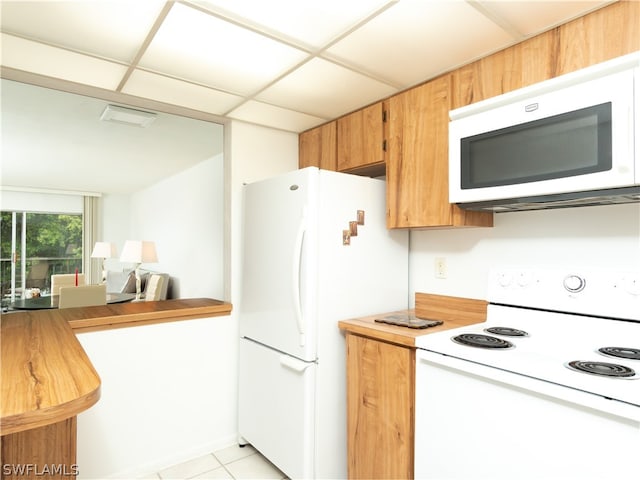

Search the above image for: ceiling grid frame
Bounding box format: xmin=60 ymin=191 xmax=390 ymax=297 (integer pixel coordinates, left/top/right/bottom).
xmin=115 ymin=1 xmax=177 ymax=93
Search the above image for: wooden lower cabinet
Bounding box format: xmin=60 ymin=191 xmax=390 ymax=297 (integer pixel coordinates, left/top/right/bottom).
xmin=341 ymin=298 xmax=487 ymax=479
xmin=1 ymin=417 xmax=78 ymax=479
xmin=346 ymin=333 xmax=414 ymax=479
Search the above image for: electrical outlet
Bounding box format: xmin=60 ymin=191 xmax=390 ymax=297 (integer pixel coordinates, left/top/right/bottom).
xmin=435 ymin=257 xmax=447 ymax=279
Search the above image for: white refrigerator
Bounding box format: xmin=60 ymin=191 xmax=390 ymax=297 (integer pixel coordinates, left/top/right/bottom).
xmin=238 ymin=167 xmax=408 ymax=479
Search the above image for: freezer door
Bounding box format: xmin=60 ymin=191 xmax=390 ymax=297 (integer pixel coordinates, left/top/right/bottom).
xmin=240 ymin=168 xmax=318 ymax=361
xmin=238 ymin=338 xmax=316 ymax=479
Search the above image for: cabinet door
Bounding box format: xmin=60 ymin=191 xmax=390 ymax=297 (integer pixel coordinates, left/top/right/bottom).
xmin=298 ymin=122 xmax=336 ymax=170
xmin=554 ymin=0 xmax=639 ymax=77
xmin=387 ymin=76 xmax=452 ymax=228
xmin=451 ymin=46 xmax=524 ymax=109
xmin=346 ymin=333 xmax=414 ymax=479
xmin=337 ymin=102 xmax=385 ymax=175
xmin=387 ymin=76 xmax=493 ymax=229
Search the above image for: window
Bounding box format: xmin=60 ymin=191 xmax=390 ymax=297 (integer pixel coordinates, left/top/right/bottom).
xmin=1 ymin=211 xmax=83 ymax=299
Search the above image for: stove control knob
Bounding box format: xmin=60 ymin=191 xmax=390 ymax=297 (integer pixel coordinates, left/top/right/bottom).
xmin=622 ymin=275 xmax=640 ymax=296
xmin=517 ymin=271 xmax=533 ymax=287
xmin=497 ymin=272 xmax=512 ymax=287
xmin=563 ymin=274 xmax=586 ymax=293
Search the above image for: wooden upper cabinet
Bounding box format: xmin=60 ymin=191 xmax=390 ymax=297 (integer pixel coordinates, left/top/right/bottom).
xmin=451 ymin=0 xmax=639 ymax=109
xmin=298 ymin=122 xmax=337 ymax=171
xmin=337 ymin=102 xmax=386 ymax=176
xmin=553 ymin=0 xmax=639 ymax=76
xmin=386 ymin=75 xmax=493 ymax=229
xmin=451 ymin=46 xmax=524 ymax=109
xmin=300 ymin=1 xmax=637 ymax=229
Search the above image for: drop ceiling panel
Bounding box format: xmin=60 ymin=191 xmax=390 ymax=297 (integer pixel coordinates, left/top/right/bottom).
xmin=0 ymin=0 xmax=166 ymax=62
xmin=478 ymin=1 xmax=612 ymax=37
xmin=0 ymin=34 xmax=128 ymax=90
xmin=185 ymin=0 xmax=393 ymax=49
xmin=256 ymin=57 xmax=397 ymax=119
xmin=227 ymin=100 xmax=327 ymax=132
xmin=140 ymin=2 xmax=308 ymax=95
xmin=123 ymin=70 xmax=243 ymax=116
xmin=326 ymin=1 xmax=516 ymax=89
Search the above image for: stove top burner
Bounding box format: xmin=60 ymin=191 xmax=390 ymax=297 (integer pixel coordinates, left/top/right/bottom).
xmin=566 ymin=360 xmax=637 ymax=378
xmin=452 ymin=333 xmax=514 ymax=349
xmin=484 ymin=327 xmax=529 ymax=337
xmin=598 ymin=347 xmax=640 ymax=361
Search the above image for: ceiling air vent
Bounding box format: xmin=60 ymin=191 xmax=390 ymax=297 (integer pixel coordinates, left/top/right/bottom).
xmin=100 ymin=104 xmax=157 ymax=127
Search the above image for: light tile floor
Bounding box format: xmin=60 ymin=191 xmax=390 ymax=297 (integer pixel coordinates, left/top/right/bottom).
xmin=141 ymin=445 xmax=288 ymax=480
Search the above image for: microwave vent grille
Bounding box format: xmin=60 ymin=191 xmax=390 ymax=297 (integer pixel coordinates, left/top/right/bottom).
xmin=457 ymin=186 xmax=640 ymax=213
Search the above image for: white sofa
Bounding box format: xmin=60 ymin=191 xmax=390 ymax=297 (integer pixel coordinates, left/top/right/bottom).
xmin=105 ymin=269 xmax=170 ymax=300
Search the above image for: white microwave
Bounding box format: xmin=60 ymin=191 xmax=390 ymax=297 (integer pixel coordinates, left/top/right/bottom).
xmin=449 ymin=52 xmax=640 ymax=212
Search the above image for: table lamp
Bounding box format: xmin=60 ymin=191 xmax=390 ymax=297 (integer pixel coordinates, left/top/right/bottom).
xmin=91 ymin=241 xmax=117 ymax=283
xmin=119 ymin=240 xmax=158 ymax=300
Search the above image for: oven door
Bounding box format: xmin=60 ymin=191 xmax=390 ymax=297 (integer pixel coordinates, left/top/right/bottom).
xmin=449 ymin=66 xmax=636 ymax=204
xmin=415 ymin=350 xmax=640 ymax=480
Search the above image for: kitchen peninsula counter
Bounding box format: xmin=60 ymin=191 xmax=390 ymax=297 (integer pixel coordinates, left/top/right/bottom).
xmin=1 ymin=313 xmax=101 ymax=437
xmin=338 ymin=293 xmax=487 ymax=480
xmin=61 ymin=297 xmax=232 ymax=333
xmin=1 ymin=298 xmax=232 ymax=476
xmin=1 ymin=312 xmax=99 ymax=478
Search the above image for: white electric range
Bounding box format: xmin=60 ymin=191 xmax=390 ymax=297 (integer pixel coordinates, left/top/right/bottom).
xmin=415 ymin=267 xmax=639 ymax=480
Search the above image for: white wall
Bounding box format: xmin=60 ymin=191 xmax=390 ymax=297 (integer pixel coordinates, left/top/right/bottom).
xmin=133 ymin=153 xmax=225 ymax=299
xmin=77 ymin=120 xmax=298 ymax=479
xmin=76 ymin=316 xmax=238 ymax=479
xmin=101 ymin=152 xmax=224 ymax=299
xmin=100 ymin=193 xmax=131 ymax=272
xmin=409 ymin=203 xmax=640 ymax=301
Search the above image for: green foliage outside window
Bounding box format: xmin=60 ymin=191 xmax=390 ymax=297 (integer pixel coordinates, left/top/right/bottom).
xmin=0 ymin=211 xmax=83 ymax=297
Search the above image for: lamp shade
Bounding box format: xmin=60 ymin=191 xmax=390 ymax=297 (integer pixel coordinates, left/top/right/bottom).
xmin=91 ymin=241 xmax=117 ymax=259
xmin=119 ymin=240 xmax=158 ymax=264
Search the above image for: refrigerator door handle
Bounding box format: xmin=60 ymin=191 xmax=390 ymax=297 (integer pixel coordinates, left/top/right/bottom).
xmin=292 ymin=210 xmax=306 ymax=346
xmin=280 ymin=354 xmax=313 ymax=373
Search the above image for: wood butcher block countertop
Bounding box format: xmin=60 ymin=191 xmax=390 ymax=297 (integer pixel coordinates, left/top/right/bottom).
xmin=1 ymin=298 xmax=232 ymax=436
xmin=338 ymin=293 xmax=487 ymax=347
xmin=1 ymin=314 xmax=101 ymax=435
